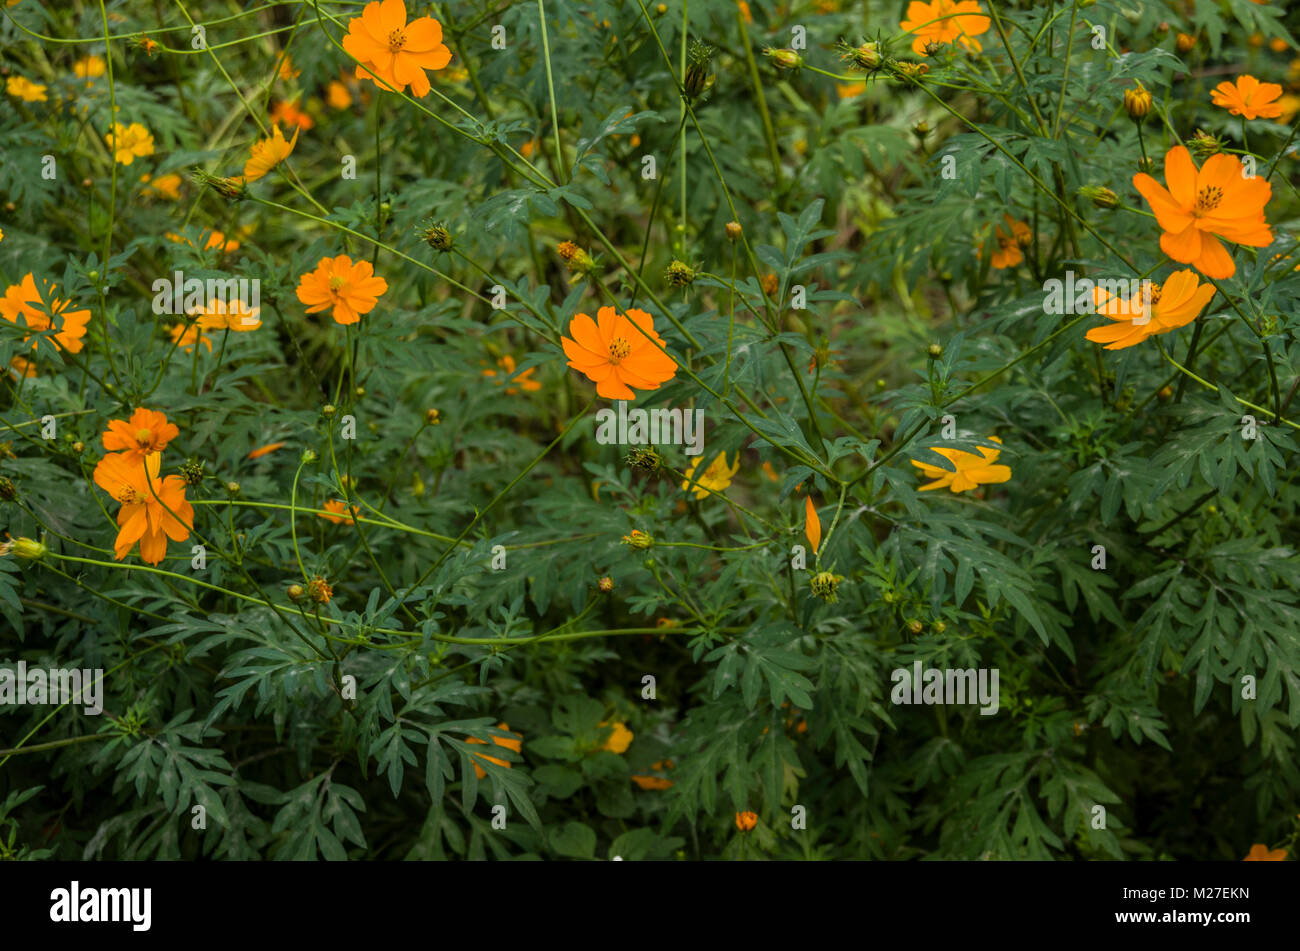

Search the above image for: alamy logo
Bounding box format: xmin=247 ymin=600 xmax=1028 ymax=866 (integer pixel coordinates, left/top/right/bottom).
xmin=151 ymin=269 xmax=260 ymax=319
xmin=890 ymin=662 xmax=1000 ymax=715
xmin=595 ymin=401 xmax=705 ymax=456
xmin=1043 ymin=270 xmax=1154 ymax=319
xmin=50 ymin=882 xmax=151 ymax=931
xmin=0 ymin=662 xmax=103 ymax=715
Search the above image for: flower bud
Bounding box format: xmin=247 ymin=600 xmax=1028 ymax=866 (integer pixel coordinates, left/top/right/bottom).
xmin=1175 ymin=32 xmax=1196 ymax=54
xmin=287 ymin=583 xmax=305 ymax=601
xmin=557 ymin=240 xmax=596 ymax=277
xmin=684 ymin=41 xmax=715 ymax=100
xmin=1123 ymin=86 xmax=1152 ymax=121
xmin=225 ymin=480 xmax=240 ymax=494
xmin=425 ymin=408 xmax=441 ymax=425
xmin=927 ymin=343 xmax=943 ymax=358
xmin=322 ymin=404 xmax=336 ymax=417
xmin=421 ymin=223 xmax=453 ymax=252
xmin=1 ymin=535 xmax=46 ymax=561
xmin=1080 ymin=185 xmax=1120 ymax=209
xmin=725 ymin=221 xmax=743 ymax=241
xmin=0 ymin=476 xmax=17 ymax=502
xmin=621 ymin=529 xmax=654 ymax=550
xmin=624 ymin=446 xmax=662 ymax=473
xmin=735 ymin=811 xmax=758 ymax=832
xmin=597 ymin=576 xmax=614 ymax=593
xmin=180 ymin=459 xmax=205 ymax=486
xmin=764 ymin=48 xmax=804 ymax=70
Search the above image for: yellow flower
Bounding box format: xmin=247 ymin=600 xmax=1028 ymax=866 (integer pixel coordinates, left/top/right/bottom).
xmin=6 ymin=76 xmax=48 ymax=102
xmin=680 ymin=452 xmax=740 ymax=500
xmin=72 ymin=55 xmax=107 ymax=80
xmin=241 ymin=125 xmax=300 ymax=183
xmin=140 ymin=173 xmax=182 ymax=200
xmin=598 ymin=720 xmax=633 ymax=754
xmin=106 ymin=122 xmax=155 ymax=165
xmin=911 ymin=436 xmax=1012 ymax=493
xmin=836 ymin=82 xmax=867 ymax=98
xmin=1243 ymin=844 xmax=1287 ymax=861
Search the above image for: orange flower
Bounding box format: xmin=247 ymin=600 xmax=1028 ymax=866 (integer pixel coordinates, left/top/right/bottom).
xmin=102 ymin=408 xmax=179 ymax=461
xmin=989 ymin=215 xmax=1030 ymax=269
xmin=168 ymin=323 xmax=212 ymax=352
xmin=1085 ymin=270 xmax=1215 ymax=350
xmin=482 ymin=354 xmax=542 ymax=394
xmin=0 ymin=273 xmax=91 ymax=354
xmin=326 ymin=80 xmax=353 ymax=109
xmin=295 ymin=255 xmax=389 ymax=325
xmin=911 ymin=436 xmax=1012 ymax=493
xmin=1132 ymin=145 xmax=1273 ymax=280
xmin=561 ymin=306 xmax=678 ymax=400
xmin=342 ymin=0 xmax=452 ymax=98
xmin=466 ymin=722 xmax=522 ymax=779
xmin=597 ymin=720 xmax=633 ymax=754
xmin=140 ymin=172 xmax=182 ymax=199
xmin=247 ymin=441 xmax=286 ymax=459
xmin=92 ymin=452 xmax=194 ymax=565
xmin=240 ymin=125 xmax=299 ymax=183
xmin=631 ymin=759 xmax=675 ymax=790
xmin=1243 ymin=844 xmax=1287 ymax=861
xmin=900 ymin=0 xmax=989 ymax=56
xmin=320 ymin=499 xmax=360 ymax=524
xmin=735 ymin=811 xmax=758 ymax=831
xmin=1210 ymin=75 xmax=1285 ymax=120
xmin=269 ymin=98 xmax=315 ymax=130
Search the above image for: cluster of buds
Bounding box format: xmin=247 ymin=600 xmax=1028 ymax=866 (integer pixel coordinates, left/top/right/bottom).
xmin=420 ymin=222 xmax=453 ymax=253
xmin=425 ymin=408 xmax=441 ymax=426
xmin=557 ymin=240 xmax=597 ymax=278
xmin=891 ymin=61 xmax=930 ymax=85
xmin=621 ymin=529 xmax=654 ymax=550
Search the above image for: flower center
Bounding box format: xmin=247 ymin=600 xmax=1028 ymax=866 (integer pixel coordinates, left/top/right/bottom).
xmin=116 ymin=487 xmax=138 ymax=504
xmin=328 ymin=275 xmax=346 ymax=291
xmin=1195 ymin=186 xmax=1223 ymax=215
xmin=388 ymin=29 xmax=407 ymax=52
xmin=608 ymin=337 xmax=632 ymax=362
xmin=135 ymin=428 xmax=153 ymax=446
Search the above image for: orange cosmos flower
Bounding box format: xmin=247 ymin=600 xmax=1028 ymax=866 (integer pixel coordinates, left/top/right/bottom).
xmin=561 ymin=306 xmax=678 ymax=400
xmin=989 ymin=215 xmax=1031 ymax=269
xmin=1085 ymin=270 xmax=1215 ymax=350
xmin=1210 ymin=75 xmax=1285 ymax=120
xmin=270 ymin=98 xmax=315 ymax=130
xmin=735 ymin=811 xmax=758 ymax=831
xmin=0 ymin=273 xmax=91 ymax=354
xmin=1133 ymin=146 xmax=1273 ymax=280
xmin=295 ymin=255 xmax=389 ymax=325
xmin=466 ymin=722 xmax=522 ymax=779
xmin=900 ymin=0 xmax=990 ymax=56
xmin=342 ymin=0 xmax=452 ymax=98
xmin=326 ymin=80 xmax=353 ymax=109
xmin=631 ymin=759 xmax=675 ymax=790
xmin=140 ymin=172 xmax=182 ymax=199
xmin=482 ymin=354 xmax=542 ymax=393
xmin=911 ymin=436 xmax=1012 ymax=493
xmin=102 ymin=408 xmax=179 ymax=461
xmin=92 ymin=451 xmax=194 ymax=565
xmin=1243 ymin=844 xmax=1287 ymax=861
xmin=320 ymin=499 xmax=360 ymax=524
xmin=240 ymin=125 xmax=299 ymax=183
xmin=247 ymin=441 xmax=286 ymax=459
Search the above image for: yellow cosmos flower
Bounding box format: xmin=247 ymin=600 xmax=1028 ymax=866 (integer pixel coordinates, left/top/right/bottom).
xmin=6 ymin=76 xmax=48 ymax=102
xmin=598 ymin=720 xmax=633 ymax=754
xmin=73 ymin=55 xmax=107 ymax=80
xmin=681 ymin=452 xmax=740 ymax=499
xmin=911 ymin=437 xmax=1011 ymax=493
xmin=106 ymin=122 xmax=155 ymax=165
xmin=240 ymin=125 xmax=300 ymax=183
